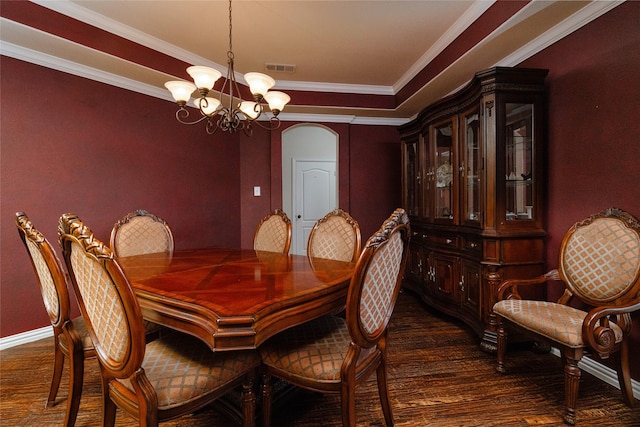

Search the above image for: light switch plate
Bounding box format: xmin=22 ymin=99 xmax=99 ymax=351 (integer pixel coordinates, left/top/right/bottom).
xmin=253 ymin=186 xmax=261 ymax=196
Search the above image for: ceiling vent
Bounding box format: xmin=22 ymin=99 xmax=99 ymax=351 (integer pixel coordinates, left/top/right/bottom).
xmin=265 ymin=63 xmax=296 ymax=73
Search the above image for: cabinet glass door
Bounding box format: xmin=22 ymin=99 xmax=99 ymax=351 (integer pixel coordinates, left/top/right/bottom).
xmin=505 ymin=103 xmax=534 ymax=221
xmin=462 ymin=109 xmax=481 ymax=224
xmin=402 ymin=139 xmax=419 ymax=216
xmin=433 ymin=120 xmax=455 ymax=221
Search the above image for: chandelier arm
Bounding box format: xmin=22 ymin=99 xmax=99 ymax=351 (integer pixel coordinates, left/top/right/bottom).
xmin=252 ymin=116 xmax=282 ymax=131
xmin=241 ymin=121 xmax=254 ymax=137
xmin=205 ymin=119 xmax=220 ymax=135
xmin=175 ymin=107 xmax=211 ymax=126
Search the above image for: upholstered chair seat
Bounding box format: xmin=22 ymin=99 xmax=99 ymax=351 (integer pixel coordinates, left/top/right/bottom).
xmin=57 ymin=317 xmax=94 ymax=353
xmin=493 ymin=300 xmax=624 ymax=348
xmin=118 ymin=332 xmax=260 ymax=411
xmin=259 ymin=316 xmax=376 ymax=383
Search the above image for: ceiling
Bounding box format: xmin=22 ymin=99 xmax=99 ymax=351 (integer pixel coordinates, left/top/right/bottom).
xmin=0 ymin=1 xmax=621 ymax=125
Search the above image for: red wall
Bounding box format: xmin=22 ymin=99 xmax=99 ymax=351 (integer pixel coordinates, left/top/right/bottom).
xmin=521 ymin=1 xmax=640 ymax=268
xmin=349 ymin=125 xmax=403 ymax=238
xmin=0 ymin=57 xmax=242 ymax=336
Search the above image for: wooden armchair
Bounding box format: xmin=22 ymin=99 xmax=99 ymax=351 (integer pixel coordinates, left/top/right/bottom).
xmin=110 ymin=209 xmax=174 ymax=258
xmin=15 ymin=212 xmax=96 ymax=427
xmin=493 ymin=207 xmax=640 ymax=425
xmin=307 ymin=208 xmax=361 ymax=263
xmin=259 ymin=208 xmax=410 ymax=427
xmin=59 ymin=213 xmax=260 ymax=427
xmin=253 ymin=209 xmax=292 ymax=254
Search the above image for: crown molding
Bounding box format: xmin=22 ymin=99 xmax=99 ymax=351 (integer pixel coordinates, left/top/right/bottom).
xmin=0 ymin=36 xmax=172 ymax=101
xmin=495 ymin=0 xmax=624 ymax=67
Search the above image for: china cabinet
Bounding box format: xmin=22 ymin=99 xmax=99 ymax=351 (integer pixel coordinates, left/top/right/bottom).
xmin=399 ymin=67 xmax=548 ymax=352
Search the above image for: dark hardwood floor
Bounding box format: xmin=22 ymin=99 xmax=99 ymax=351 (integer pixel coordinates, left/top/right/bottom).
xmin=1 ymin=291 xmax=638 ymax=426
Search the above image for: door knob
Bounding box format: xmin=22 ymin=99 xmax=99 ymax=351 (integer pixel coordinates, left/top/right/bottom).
xmin=297 ymin=215 xmax=301 ymax=219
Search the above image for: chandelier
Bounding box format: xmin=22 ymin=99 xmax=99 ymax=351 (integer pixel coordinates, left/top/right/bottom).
xmin=164 ymin=0 xmax=290 ymax=136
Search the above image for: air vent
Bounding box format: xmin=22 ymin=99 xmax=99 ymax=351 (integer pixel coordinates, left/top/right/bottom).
xmin=265 ymin=63 xmax=296 ymax=73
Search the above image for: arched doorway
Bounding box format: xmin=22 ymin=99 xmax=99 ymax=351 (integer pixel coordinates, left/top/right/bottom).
xmin=282 ymin=124 xmax=338 ymax=255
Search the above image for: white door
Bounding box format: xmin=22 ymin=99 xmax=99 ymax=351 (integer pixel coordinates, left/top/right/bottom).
xmin=293 ymin=160 xmax=336 ymax=255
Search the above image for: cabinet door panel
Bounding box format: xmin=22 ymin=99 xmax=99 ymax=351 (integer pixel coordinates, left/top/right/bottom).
xmin=431 ymin=253 xmax=458 ymax=304
xmin=504 ymin=103 xmax=535 ymax=222
xmin=406 ymin=241 xmax=425 ymax=284
xmin=402 ymin=138 xmax=421 ymax=216
xmin=432 ymin=118 xmax=457 ymax=224
xmin=460 ymin=259 xmax=481 ymax=317
xmin=461 ymin=107 xmax=482 ymax=226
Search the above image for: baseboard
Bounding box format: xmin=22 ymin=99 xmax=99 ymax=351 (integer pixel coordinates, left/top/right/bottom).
xmin=1 ymin=327 xmax=638 ymax=400
xmin=0 ymin=326 xmax=52 ymax=351
xmin=550 ymin=347 xmax=640 ymax=400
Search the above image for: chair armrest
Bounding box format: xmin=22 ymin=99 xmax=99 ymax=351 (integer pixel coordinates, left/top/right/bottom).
xmin=582 ymin=301 xmax=640 ymax=359
xmin=496 ymin=269 xmax=560 ymax=301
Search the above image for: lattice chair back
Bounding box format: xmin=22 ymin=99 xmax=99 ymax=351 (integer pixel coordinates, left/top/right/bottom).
xmin=307 ymin=208 xmax=361 ymax=262
xmin=17 ymin=213 xmax=68 ymax=329
xmin=110 ymin=209 xmax=174 ymax=258
xmin=253 ymin=209 xmax=292 ymax=254
xmin=559 ymin=208 xmax=640 ymax=306
xmin=60 ymin=213 xmax=144 ymax=377
xmin=346 ymin=208 xmax=410 ymax=347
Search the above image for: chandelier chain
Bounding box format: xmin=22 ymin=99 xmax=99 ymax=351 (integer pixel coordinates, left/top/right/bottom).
xmin=228 ymin=0 xmax=233 ymax=58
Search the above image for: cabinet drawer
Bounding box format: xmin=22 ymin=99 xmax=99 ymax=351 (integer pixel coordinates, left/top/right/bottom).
xmin=410 ymin=228 xmax=429 ymax=245
xmin=462 ymin=237 xmax=482 ymax=256
xmin=429 ymin=233 xmax=459 ymax=249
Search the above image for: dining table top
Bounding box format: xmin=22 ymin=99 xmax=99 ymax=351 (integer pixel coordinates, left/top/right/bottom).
xmin=119 ymin=247 xmax=355 ymax=351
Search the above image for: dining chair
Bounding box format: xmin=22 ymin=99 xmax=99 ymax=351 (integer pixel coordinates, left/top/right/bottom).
xmin=259 ymin=208 xmax=410 ymax=427
xmin=493 ymin=207 xmax=640 ymax=425
xmin=307 ymin=208 xmax=361 ymax=263
xmin=110 ymin=209 xmax=174 ymax=258
xmin=253 ymin=209 xmax=292 ymax=254
xmin=15 ymin=212 xmax=96 ymax=427
xmin=59 ymin=213 xmax=260 ymax=427
xmin=110 ymin=209 xmax=174 ymax=338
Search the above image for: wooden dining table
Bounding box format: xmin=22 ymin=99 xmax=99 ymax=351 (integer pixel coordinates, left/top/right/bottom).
xmin=119 ymin=247 xmax=355 ymax=352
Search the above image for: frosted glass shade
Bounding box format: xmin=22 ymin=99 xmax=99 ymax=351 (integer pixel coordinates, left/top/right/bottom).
xmin=264 ymin=91 xmax=291 ymax=113
xmin=187 ymin=66 xmax=222 ymax=91
xmin=239 ymin=101 xmax=260 ymax=119
xmin=244 ymin=72 xmax=275 ymax=97
xmin=193 ymin=97 xmax=221 ymax=115
xmin=165 ymin=81 xmax=197 ymax=103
